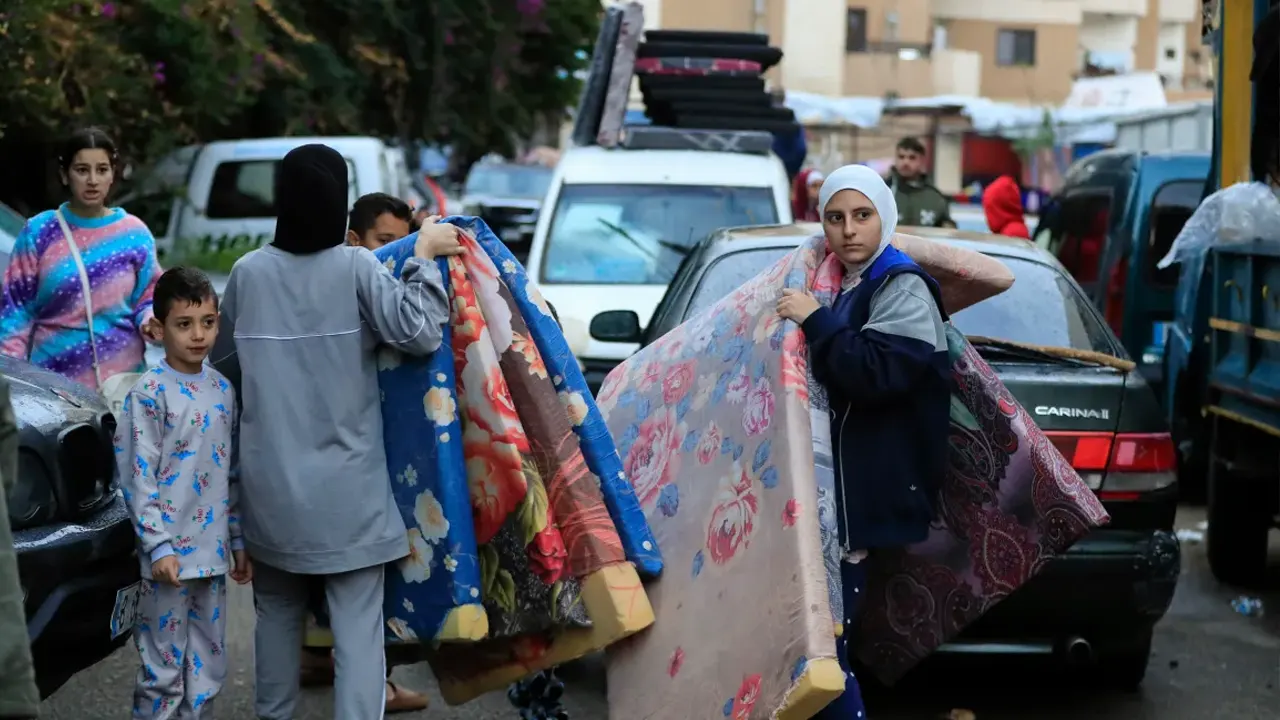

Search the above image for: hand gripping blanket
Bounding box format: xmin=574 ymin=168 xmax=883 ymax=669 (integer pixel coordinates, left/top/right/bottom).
xmin=370 ymin=219 xmax=662 ymax=703
xmin=599 ymin=235 xmax=1109 ymax=719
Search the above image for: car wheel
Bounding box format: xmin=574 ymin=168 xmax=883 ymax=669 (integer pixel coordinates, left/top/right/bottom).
xmin=1096 ymin=630 xmax=1153 ymax=691
xmin=1206 ymin=445 xmax=1270 ymax=588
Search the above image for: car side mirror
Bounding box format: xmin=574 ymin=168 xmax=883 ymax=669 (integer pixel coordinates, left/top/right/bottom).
xmin=589 ymin=310 xmax=643 ymax=344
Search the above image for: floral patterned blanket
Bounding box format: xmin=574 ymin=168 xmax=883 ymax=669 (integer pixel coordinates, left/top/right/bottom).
xmin=371 ymin=219 xmax=662 ymax=702
xmin=600 ymin=236 xmax=1109 ymax=718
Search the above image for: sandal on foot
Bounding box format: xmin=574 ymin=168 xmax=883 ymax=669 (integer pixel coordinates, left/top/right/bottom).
xmin=385 ymin=681 xmax=429 ymax=714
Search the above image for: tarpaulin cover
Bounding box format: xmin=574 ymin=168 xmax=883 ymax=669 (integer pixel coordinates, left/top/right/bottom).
xmin=370 ymin=218 xmax=662 ymax=702
xmin=600 ymin=234 xmax=1108 ymax=718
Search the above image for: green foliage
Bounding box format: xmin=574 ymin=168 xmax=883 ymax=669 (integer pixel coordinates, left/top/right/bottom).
xmin=1012 ymin=109 xmax=1058 ymax=157
xmin=0 ymin=0 xmax=600 ymax=208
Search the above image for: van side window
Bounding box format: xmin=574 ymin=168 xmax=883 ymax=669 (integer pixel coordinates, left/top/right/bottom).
xmin=206 ymin=158 xmax=361 ymax=219
xmin=1147 ymin=180 xmax=1202 ymax=288
xmin=207 ymin=161 xmax=276 ymax=219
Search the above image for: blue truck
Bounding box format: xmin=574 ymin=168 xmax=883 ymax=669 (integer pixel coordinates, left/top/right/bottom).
xmin=1163 ymin=0 xmax=1278 ymax=586
xmin=1042 ymin=0 xmax=1277 ymax=585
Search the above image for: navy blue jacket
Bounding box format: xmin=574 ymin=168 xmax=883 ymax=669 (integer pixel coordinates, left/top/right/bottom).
xmin=800 ymin=245 xmax=952 ymax=550
xmin=772 ymin=126 xmax=807 ymax=180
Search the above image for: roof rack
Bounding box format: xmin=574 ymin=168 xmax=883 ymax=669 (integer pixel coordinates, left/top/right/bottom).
xmin=621 ymin=126 xmax=774 ymax=154
xmin=571 ymin=2 xmax=795 ymax=154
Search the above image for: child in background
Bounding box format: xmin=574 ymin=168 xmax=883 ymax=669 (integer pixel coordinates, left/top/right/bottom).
xmin=115 ymin=267 xmax=251 ymax=719
xmin=346 ymin=192 xmax=416 ymax=252
xmin=981 ymin=175 xmax=1030 ymax=240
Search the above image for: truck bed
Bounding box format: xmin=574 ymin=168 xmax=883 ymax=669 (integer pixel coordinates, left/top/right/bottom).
xmin=1207 ymin=240 xmax=1280 ymax=434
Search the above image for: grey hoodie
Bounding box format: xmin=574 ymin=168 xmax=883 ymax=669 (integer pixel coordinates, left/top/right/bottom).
xmin=211 ymin=246 xmax=449 ymax=574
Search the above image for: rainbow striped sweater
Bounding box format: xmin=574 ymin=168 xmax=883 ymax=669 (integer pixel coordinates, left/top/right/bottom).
xmin=0 ymin=204 xmax=162 ymax=390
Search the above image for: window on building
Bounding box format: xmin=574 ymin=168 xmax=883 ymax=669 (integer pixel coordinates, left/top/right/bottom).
xmin=846 ymin=8 xmax=868 ymax=53
xmin=1165 ymin=47 xmax=1177 ymax=59
xmin=996 ymin=29 xmax=1036 ymax=66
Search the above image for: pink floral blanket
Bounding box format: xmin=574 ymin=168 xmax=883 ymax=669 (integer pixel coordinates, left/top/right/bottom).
xmin=600 ymin=236 xmax=1109 ymax=717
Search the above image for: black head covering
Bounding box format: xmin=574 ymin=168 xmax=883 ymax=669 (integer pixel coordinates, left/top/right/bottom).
xmin=271 ymin=144 xmax=349 ymax=255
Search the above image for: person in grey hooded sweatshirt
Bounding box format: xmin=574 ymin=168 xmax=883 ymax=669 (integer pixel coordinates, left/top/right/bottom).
xmin=210 ymin=143 xmax=461 ymax=720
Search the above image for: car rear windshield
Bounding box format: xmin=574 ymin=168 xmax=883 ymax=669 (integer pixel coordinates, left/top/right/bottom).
xmin=464 ymin=164 xmax=553 ymax=200
xmin=540 ymin=184 xmax=779 ymax=285
xmin=681 ymin=248 xmax=1114 ymax=354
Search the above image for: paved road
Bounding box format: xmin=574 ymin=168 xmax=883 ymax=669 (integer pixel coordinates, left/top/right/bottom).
xmin=43 ymin=507 xmax=1280 ymax=719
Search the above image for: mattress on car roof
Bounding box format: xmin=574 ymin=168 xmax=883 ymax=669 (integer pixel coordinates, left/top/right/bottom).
xmin=597 ymin=2 xmax=645 ymax=148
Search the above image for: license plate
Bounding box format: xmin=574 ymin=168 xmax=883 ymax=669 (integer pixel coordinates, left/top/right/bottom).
xmin=110 ymin=581 xmax=142 ymax=639
xmin=501 ymin=228 xmax=522 ymax=243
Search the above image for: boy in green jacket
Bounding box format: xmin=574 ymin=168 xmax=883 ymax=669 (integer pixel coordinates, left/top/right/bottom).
xmin=887 ymin=136 xmax=955 ymax=229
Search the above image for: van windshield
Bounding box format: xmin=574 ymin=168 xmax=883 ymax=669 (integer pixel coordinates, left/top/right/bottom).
xmin=540 ymin=184 xmax=778 ymax=285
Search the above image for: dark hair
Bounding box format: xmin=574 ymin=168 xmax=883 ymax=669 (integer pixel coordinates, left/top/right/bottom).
xmin=349 ymin=192 xmax=412 ymax=236
xmin=896 ymin=137 xmax=926 ymax=155
xmin=58 ymin=127 xmax=119 ymax=172
xmin=153 ymin=267 xmax=218 ymax=322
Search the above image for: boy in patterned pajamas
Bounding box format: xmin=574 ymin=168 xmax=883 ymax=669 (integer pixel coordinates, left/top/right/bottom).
xmin=115 ymin=267 xmax=253 ymax=719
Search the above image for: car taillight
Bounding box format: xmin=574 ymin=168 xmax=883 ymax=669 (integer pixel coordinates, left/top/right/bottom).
xmin=1045 ymin=431 xmax=1176 ymax=500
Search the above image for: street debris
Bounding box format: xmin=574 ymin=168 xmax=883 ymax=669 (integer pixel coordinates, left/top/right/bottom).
xmin=1230 ymin=596 xmax=1265 ymax=617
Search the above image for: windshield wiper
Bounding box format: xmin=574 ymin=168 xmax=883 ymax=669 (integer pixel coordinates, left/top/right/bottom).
xmin=596 ymin=218 xmax=691 ymax=257
xmin=966 ymin=338 xmax=1099 ymax=367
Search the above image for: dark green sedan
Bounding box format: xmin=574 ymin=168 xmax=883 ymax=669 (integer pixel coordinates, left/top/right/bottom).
xmin=587 ymin=223 xmax=1181 ymax=689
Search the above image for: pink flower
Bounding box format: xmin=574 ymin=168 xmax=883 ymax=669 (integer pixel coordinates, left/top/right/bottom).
xmin=725 ymin=365 xmax=750 ymax=404
xmin=624 ymin=409 xmax=682 ymax=508
xmin=640 ymin=361 xmax=661 ymax=387
xmin=706 ymin=462 xmax=758 ymax=565
xmin=101 ymin=3 xmax=117 ymax=18
xmin=662 ymin=360 xmax=696 ymax=405
xmin=782 ymin=498 xmax=800 ymax=528
xmin=695 ymin=422 xmax=722 ymax=465
xmin=741 ymin=377 xmax=775 ymax=437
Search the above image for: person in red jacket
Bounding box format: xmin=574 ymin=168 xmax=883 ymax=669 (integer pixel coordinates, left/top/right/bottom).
xmin=981 ymin=175 xmax=1030 ymax=239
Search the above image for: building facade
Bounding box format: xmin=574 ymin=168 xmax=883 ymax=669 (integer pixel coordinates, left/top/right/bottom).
xmin=635 ymin=0 xmax=1211 ymax=103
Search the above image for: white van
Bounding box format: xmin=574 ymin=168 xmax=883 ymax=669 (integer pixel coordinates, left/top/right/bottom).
xmin=523 ymin=141 xmax=792 ymax=389
xmin=124 ymin=136 xmax=414 ymax=266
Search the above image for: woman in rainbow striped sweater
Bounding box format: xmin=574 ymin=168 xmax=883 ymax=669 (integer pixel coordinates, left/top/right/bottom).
xmin=0 ymin=128 xmax=163 ymax=389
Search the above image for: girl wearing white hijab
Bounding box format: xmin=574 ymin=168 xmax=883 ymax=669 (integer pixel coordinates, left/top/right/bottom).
xmin=777 ymin=164 xmax=951 ymax=718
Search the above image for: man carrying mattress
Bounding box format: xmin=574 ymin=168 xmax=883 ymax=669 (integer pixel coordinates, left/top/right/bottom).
xmin=210 ymin=144 xmax=462 ymax=720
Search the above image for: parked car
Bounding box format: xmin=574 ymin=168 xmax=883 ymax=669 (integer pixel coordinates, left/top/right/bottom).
xmin=118 ymin=136 xmax=415 ymax=269
xmin=525 ymin=132 xmax=793 ymax=392
xmin=3 ymin=356 xmax=137 ymax=698
xmin=461 ymin=160 xmax=554 ymax=261
xmin=591 ymin=223 xmax=1180 ymax=687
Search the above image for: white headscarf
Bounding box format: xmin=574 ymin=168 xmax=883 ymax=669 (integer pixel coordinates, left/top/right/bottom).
xmin=817 ymin=164 xmax=899 ymax=286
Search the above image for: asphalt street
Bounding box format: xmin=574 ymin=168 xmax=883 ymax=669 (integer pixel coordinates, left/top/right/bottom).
xmin=42 ymin=507 xmax=1280 ymax=719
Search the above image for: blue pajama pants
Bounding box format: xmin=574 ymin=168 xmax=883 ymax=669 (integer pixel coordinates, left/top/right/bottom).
xmin=813 ymin=560 xmax=869 ymax=719
xmin=132 ymin=577 xmax=228 ymax=719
